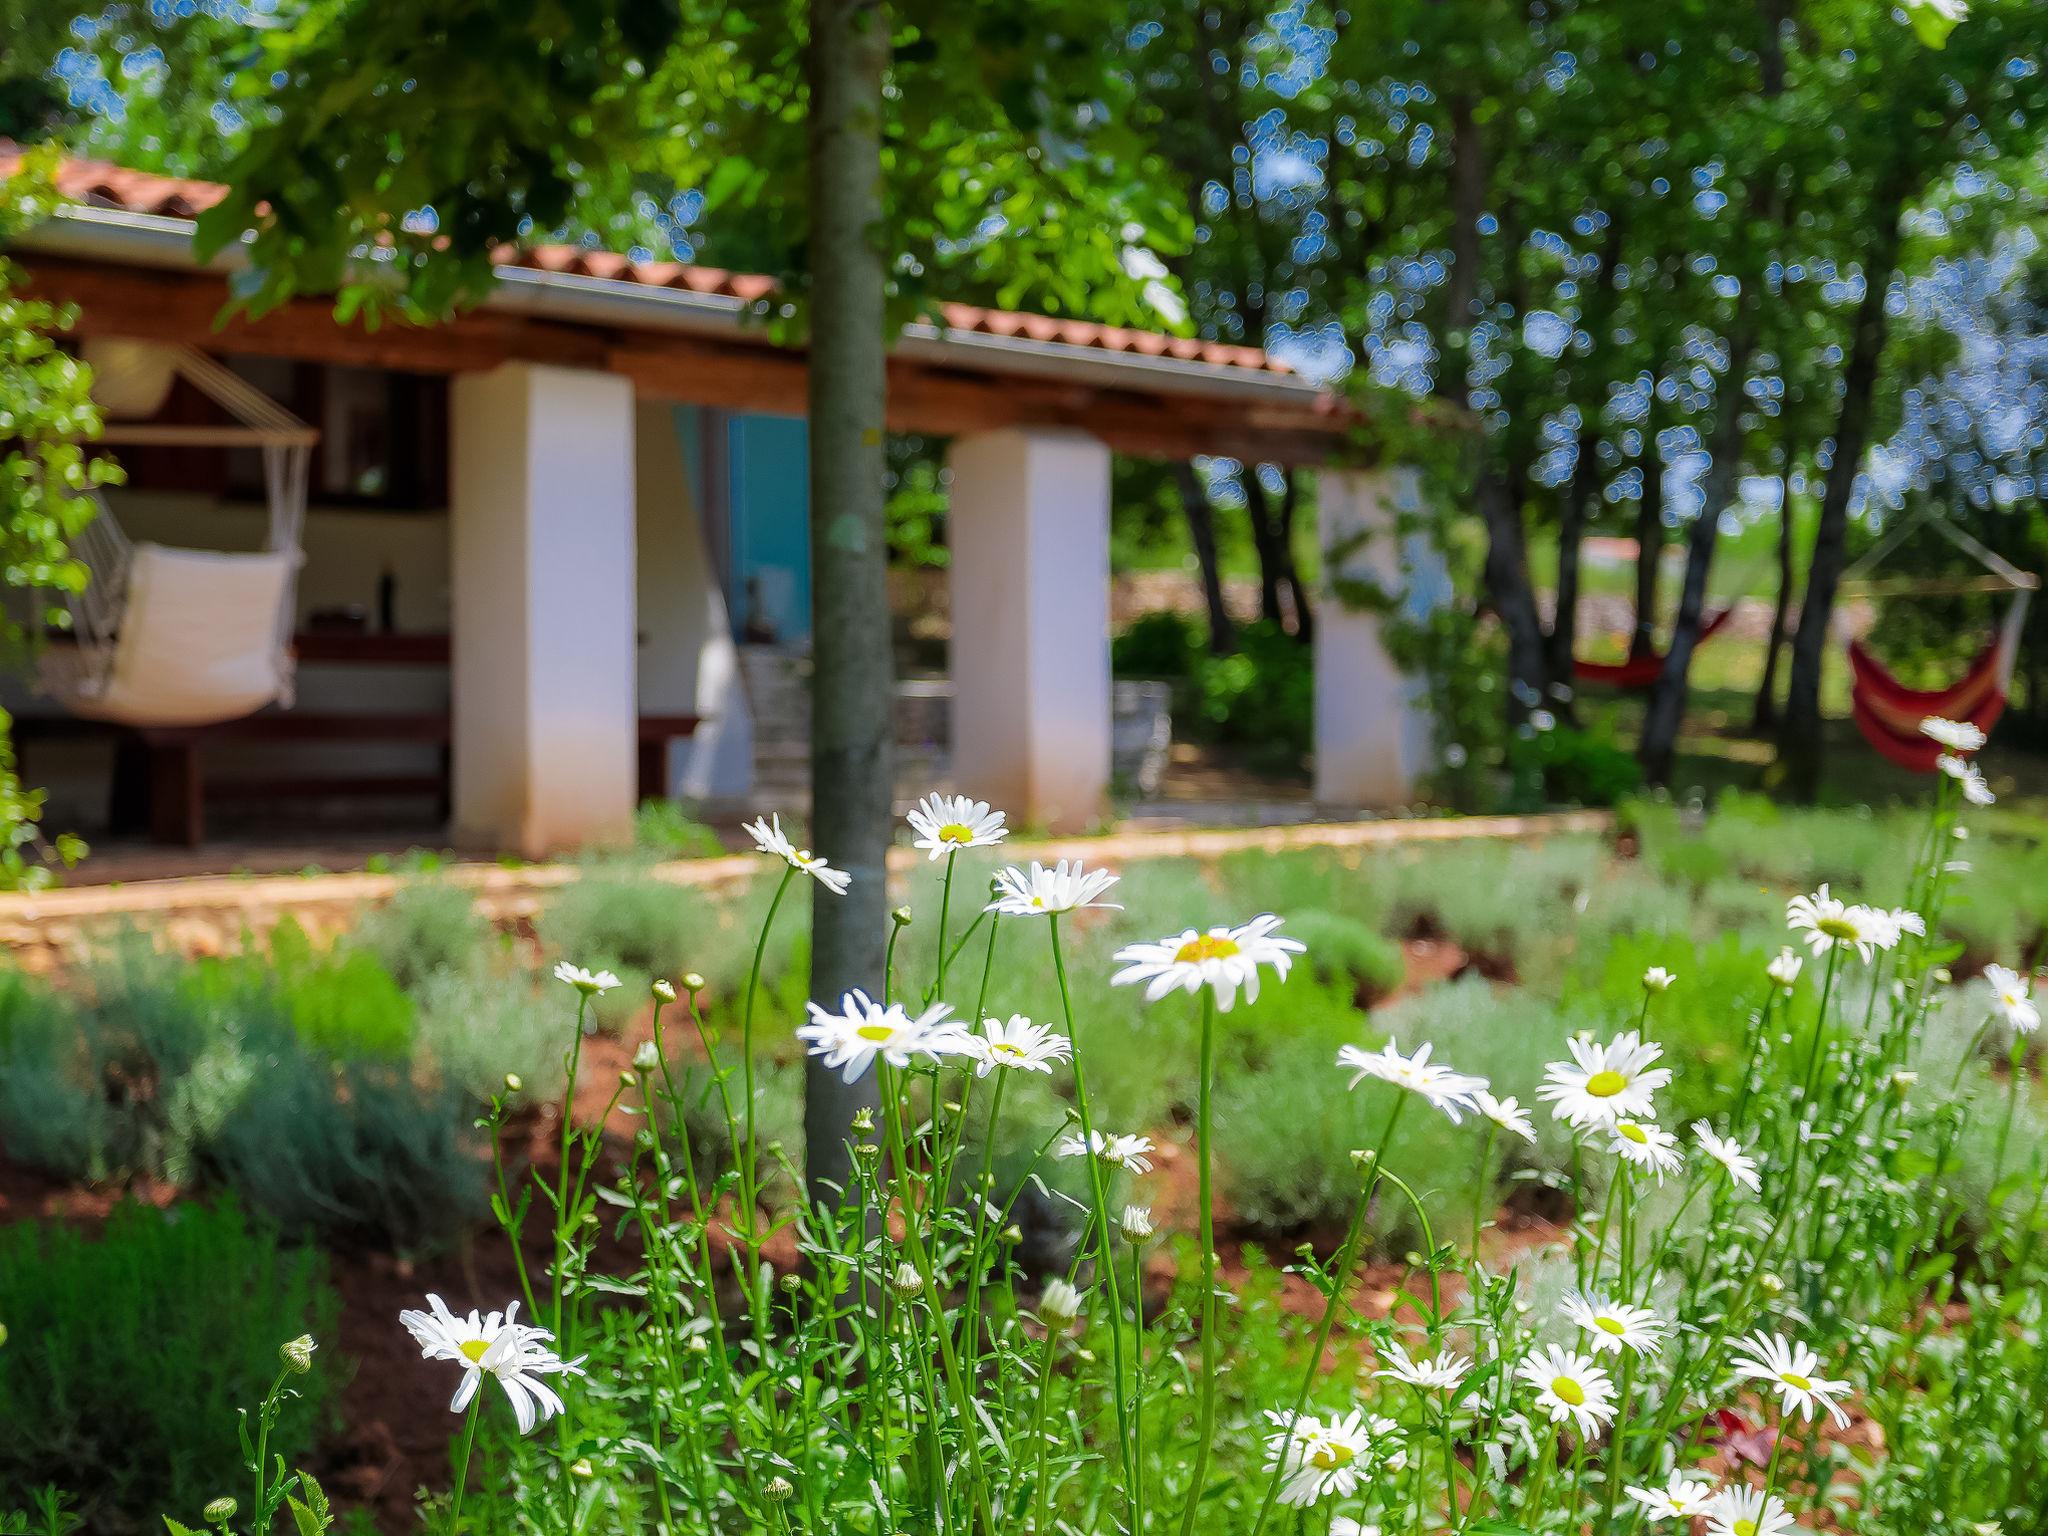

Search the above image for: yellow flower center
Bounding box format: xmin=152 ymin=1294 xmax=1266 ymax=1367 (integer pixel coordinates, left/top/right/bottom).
xmin=1551 ymin=1376 xmax=1586 ymax=1406
xmin=991 ymin=1041 xmax=1026 ymax=1058
xmin=856 ymin=1024 xmax=897 ymax=1042
xmin=939 ymin=823 xmax=976 ymax=844
xmin=1310 ymin=1442 xmax=1355 ymax=1470
xmin=1586 ymin=1070 xmax=1627 ymax=1098
xmin=796 ymin=849 xmax=814 ymax=864
xmin=1818 ymin=915 xmax=1859 ymax=940
xmin=1030 ymin=896 xmax=1046 ymax=908
xmin=1174 ymin=933 xmax=1242 ymax=964
xmin=1735 ymin=1521 xmax=1758 ymax=1536
xmin=1780 ymin=1371 xmax=1811 ymax=1391
xmin=1596 ymin=1316 xmax=1626 ymax=1336
xmin=459 ymin=1338 xmax=491 ymax=1364
xmin=1617 ymin=1121 xmax=1649 ymax=1145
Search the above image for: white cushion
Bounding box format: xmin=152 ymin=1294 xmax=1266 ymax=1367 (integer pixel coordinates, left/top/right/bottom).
xmin=66 ymin=542 xmax=295 ymax=727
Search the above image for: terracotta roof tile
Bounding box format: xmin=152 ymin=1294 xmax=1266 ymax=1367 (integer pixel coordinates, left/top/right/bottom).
xmin=4 ymin=148 xmax=1296 ymax=377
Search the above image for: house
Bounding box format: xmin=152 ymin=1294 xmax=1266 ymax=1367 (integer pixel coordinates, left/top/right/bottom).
xmin=1 ymin=150 xmax=1431 ymax=856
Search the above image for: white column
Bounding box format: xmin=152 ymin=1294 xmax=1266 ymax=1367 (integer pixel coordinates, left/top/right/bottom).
xmin=451 ymin=363 xmax=637 ymax=854
xmin=948 ymin=427 xmax=1112 ymax=832
xmin=1313 ymin=467 xmax=1435 ymax=808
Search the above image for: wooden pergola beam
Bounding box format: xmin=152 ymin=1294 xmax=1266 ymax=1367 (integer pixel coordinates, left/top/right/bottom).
xmin=21 ymin=255 xmax=1364 ymax=465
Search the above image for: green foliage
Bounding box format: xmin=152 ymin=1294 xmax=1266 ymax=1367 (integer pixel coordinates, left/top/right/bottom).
xmin=630 ymin=800 xmax=725 ymax=860
xmin=349 ymin=879 xmax=494 ymax=992
xmin=1506 ymin=716 xmax=1644 ymax=810
xmin=1113 ymin=612 xmax=1314 ymax=769
xmin=0 ymin=940 xmax=484 ymax=1248
xmin=1 ymin=149 xmax=117 ymax=890
xmin=0 ymin=1201 xmax=336 ymax=1531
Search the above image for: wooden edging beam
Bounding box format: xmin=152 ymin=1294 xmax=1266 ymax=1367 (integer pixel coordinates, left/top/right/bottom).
xmin=0 ymin=810 xmax=1613 ymax=935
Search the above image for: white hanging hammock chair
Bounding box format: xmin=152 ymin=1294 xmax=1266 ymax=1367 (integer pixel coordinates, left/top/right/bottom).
xmin=39 ymin=341 xmax=317 ymax=729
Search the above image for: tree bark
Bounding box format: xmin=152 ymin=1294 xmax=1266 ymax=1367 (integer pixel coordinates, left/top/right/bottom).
xmin=1242 ymin=469 xmax=1288 ymax=628
xmin=1277 ymin=468 xmax=1313 ymax=641
xmin=803 ymin=0 xmax=891 ymax=1194
xmin=1629 ymin=457 xmax=1665 ymax=661
xmin=1479 ymin=468 xmax=1551 ymax=719
xmin=1777 ymin=171 xmax=1911 ymax=799
xmin=1639 ymin=328 xmax=1755 ymax=783
xmin=1173 ymin=461 xmax=1237 ymax=654
xmin=1752 ymin=472 xmax=1797 ymax=731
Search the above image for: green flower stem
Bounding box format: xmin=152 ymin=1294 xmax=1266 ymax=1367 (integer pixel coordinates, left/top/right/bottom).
xmin=1046 ymin=914 xmax=1138 ymax=1509
xmin=937 ymin=914 xmax=1005 ymax=1213
xmin=1472 ymin=1122 xmax=1499 ymax=1258
xmin=1176 ymin=988 xmax=1224 ymax=1536
xmin=956 ymin=1067 xmax=1011 ymax=1371
xmin=880 ymin=1067 xmax=998 ymax=1536
xmin=740 ymin=864 xmax=797 ymax=1233
xmin=1731 ymin=988 xmax=1778 ymax=1131
xmin=1131 ymin=1235 xmax=1150 ymax=1536
xmin=250 ymin=1365 xmax=290 ymax=1529
xmin=1024 ymin=1324 xmax=1063 ymax=1533
xmin=1796 ymin=945 xmax=1844 ymax=1113
xmin=936 ymin=848 xmax=957 ymax=999
xmin=1993 ymin=1035 xmax=2027 ymax=1191
xmin=448 ymin=1390 xmax=482 ymax=1534
xmin=553 ymin=993 xmax=591 ymax=1339
xmin=1248 ymin=1093 xmax=1408 ymax=1536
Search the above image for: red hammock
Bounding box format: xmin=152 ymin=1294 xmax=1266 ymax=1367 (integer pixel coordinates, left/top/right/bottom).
xmin=1574 ymin=607 xmax=1735 ymax=690
xmin=1847 ymin=595 xmax=2029 ymax=773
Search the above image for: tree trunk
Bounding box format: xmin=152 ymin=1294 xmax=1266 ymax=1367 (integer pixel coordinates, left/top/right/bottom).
xmin=1545 ymin=436 xmax=1604 ymax=718
xmin=1173 ymin=461 xmax=1236 ymax=654
xmin=1629 ymin=473 xmax=1665 ymax=661
xmin=1752 ymin=474 xmax=1797 ymax=731
xmin=1277 ymin=468 xmax=1313 ymax=641
xmin=1778 ymin=172 xmax=1910 ymax=799
xmin=803 ymin=0 xmax=892 ymax=1194
xmin=1478 ymin=468 xmax=1551 ymax=718
xmin=1640 ymin=329 xmax=1755 ymax=783
xmin=1242 ymin=470 xmax=1287 ymax=629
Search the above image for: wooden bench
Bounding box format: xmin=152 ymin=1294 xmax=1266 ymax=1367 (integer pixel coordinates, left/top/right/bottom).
xmin=17 ymin=711 xmax=700 ymax=846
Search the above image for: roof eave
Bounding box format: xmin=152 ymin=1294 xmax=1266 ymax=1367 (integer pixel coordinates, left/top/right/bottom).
xmin=17 ymin=203 xmax=1336 ymax=410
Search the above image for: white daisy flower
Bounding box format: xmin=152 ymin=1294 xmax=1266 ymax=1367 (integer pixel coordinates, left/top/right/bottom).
xmin=1983 ymin=964 xmax=2040 ymax=1034
xmin=1730 ymin=1331 xmax=1852 ymax=1427
xmin=1537 ymin=1030 xmax=1671 ymax=1128
xmin=1868 ymin=907 xmax=1926 ymax=952
xmin=1058 ymin=1128 xmax=1155 ymax=1174
xmin=1332 ymin=1522 xmax=1382 ymax=1536
xmin=1262 ymin=1408 xmax=1404 ymax=1506
xmin=1336 ymin=1039 xmax=1488 ymax=1123
xmin=1606 ymin=1118 xmax=1683 ymax=1182
xmin=1938 ymin=753 xmax=1996 ymax=804
xmin=1627 ymin=1471 xmax=1718 ymax=1521
xmin=1766 ymin=947 xmax=1804 ymax=989
xmin=1517 ymin=1344 xmax=1616 ymax=1438
xmin=1642 ymin=966 xmax=1678 ymax=994
xmin=1692 ymin=1121 xmax=1762 ymax=1193
xmin=986 ymin=859 xmax=1121 ymax=916
xmin=956 ymin=1014 xmax=1073 ymax=1076
xmin=1921 ymin=716 xmax=1987 ymax=753
xmin=554 ymin=962 xmax=621 ymax=996
xmin=1375 ymin=1340 xmax=1471 ymax=1392
xmin=906 ymin=793 xmax=1008 ymax=859
xmin=1706 ymin=1485 xmax=1800 ymax=1536
xmin=796 ymin=991 xmax=960 ymax=1082
xmin=1475 ymin=1091 xmax=1537 ymax=1143
xmin=399 ymin=1295 xmax=583 ymax=1435
xmin=743 ymin=813 xmax=852 ymax=894
xmin=1119 ymin=1204 xmax=1154 ymax=1241
xmin=1110 ymin=913 xmax=1306 ymax=1012
xmin=1562 ymin=1293 xmax=1667 ymax=1357
xmin=1786 ymin=884 xmax=1884 ymax=963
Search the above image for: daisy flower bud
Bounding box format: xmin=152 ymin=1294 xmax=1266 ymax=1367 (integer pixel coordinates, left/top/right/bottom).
xmin=683 ymin=972 xmax=707 ymax=993
xmin=618 ymin=1070 xmax=636 ymax=1089
xmin=1002 ymin=1224 xmax=1024 ymax=1245
xmin=204 ymin=1497 xmax=238 ymax=1525
xmin=570 ymin=1458 xmax=594 ymax=1478
xmin=890 ymin=1262 xmax=924 ymax=1297
xmin=1759 ymin=1272 xmax=1784 ymax=1296
xmin=1641 ymin=966 xmax=1677 ymax=994
xmin=765 ymin=1476 xmax=796 ymax=1503
xmin=1120 ymin=1205 xmax=1155 ymax=1242
xmin=503 ymin=1073 xmax=523 ymax=1094
xmin=279 ymin=1334 xmax=317 ymax=1375
xmin=633 ymin=1040 xmax=661 ymax=1074
xmin=1040 ymin=1279 xmax=1084 ymax=1325
xmin=652 ymin=978 xmax=677 ymax=1003
xmin=1766 ymin=948 xmax=1803 ymax=989
xmin=892 ymin=905 xmax=914 ymax=927
xmin=852 ymin=1107 xmax=875 ymax=1132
